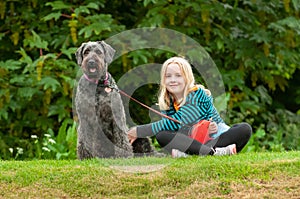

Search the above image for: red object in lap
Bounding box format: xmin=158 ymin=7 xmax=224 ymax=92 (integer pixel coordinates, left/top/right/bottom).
xmin=189 ymin=120 xmax=212 ymax=144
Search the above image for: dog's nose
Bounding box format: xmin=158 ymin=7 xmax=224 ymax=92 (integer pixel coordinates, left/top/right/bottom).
xmin=87 ymin=59 xmax=96 ymax=67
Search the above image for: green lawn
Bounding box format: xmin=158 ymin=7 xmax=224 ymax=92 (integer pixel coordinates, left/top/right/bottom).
xmin=1 ymin=151 xmax=300 ymax=198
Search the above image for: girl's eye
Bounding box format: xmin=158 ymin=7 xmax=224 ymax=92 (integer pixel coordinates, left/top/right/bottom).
xmin=176 ymin=74 xmax=182 ymax=77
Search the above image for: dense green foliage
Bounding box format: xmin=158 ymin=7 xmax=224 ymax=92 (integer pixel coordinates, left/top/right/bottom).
xmin=0 ymin=0 xmax=299 ymax=160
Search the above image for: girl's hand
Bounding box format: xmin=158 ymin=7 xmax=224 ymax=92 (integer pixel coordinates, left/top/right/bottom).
xmin=127 ymin=127 xmax=137 ymax=144
xmin=208 ymin=121 xmax=218 ymax=134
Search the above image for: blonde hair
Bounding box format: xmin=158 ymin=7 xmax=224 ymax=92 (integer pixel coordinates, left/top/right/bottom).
xmin=158 ymin=57 xmax=199 ymax=110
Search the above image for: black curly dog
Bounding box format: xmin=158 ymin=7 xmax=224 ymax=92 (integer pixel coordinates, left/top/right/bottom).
xmin=74 ymin=41 xmax=157 ymax=159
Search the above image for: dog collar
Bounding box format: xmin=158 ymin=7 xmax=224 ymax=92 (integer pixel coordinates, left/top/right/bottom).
xmin=84 ymin=74 xmax=98 ymax=84
xmin=83 ymin=73 xmax=109 ymax=86
xmin=103 ymin=73 xmax=109 ymax=86
xmin=84 ymin=73 xmax=109 ymax=86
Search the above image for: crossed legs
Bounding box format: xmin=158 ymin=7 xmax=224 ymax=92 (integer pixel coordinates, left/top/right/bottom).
xmin=155 ymin=122 xmax=252 ymax=155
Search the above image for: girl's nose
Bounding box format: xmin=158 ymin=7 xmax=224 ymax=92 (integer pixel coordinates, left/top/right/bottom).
xmin=170 ymin=76 xmax=176 ymax=82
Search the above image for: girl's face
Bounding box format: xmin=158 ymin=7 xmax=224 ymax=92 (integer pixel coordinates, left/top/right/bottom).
xmin=164 ymin=63 xmax=186 ymax=100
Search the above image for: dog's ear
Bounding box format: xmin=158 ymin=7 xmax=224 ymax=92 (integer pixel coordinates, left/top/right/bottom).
xmin=98 ymin=41 xmax=115 ymax=65
xmin=75 ymin=42 xmax=87 ymax=66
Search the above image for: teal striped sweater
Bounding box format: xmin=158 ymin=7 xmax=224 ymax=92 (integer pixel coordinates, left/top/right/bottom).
xmin=136 ymin=88 xmax=224 ymax=137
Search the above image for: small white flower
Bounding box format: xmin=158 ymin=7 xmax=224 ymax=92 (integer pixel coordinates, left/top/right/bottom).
xmin=44 ymin=134 xmax=51 ymax=138
xmin=16 ymin=147 xmax=23 ymax=154
xmin=31 ymin=135 xmax=38 ymax=139
xmin=42 ymin=147 xmax=51 ymax=152
xmin=48 ymin=138 xmax=56 ymax=144
xmin=9 ymin=148 xmax=13 ymax=153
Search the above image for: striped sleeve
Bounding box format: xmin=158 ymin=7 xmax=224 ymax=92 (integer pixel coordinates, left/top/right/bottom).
xmin=150 ymin=89 xmax=212 ymax=135
xmin=151 ymin=111 xmax=182 ymax=134
xmin=138 ymin=88 xmax=224 ymax=136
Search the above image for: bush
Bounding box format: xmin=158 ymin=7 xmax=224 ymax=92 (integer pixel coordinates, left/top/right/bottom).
xmin=0 ymin=0 xmax=299 ymax=159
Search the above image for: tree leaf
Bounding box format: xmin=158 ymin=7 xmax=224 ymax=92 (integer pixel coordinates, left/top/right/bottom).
xmin=45 ymin=1 xmax=72 ymax=10
xmin=61 ymin=47 xmax=77 ymax=60
xmin=17 ymin=87 xmax=39 ymax=99
xmin=86 ymin=2 xmax=100 ymax=9
xmin=16 ymin=48 xmax=33 ymax=67
xmin=38 ymin=77 xmax=61 ymax=91
xmin=74 ymin=6 xmax=91 ymax=16
xmin=0 ymin=60 xmax=22 ymax=70
xmin=255 ymin=86 xmax=272 ymax=105
xmin=23 ymin=30 xmax=48 ymax=50
xmin=42 ymin=12 xmax=62 ymax=21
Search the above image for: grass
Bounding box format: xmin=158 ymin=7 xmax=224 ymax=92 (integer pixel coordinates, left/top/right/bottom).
xmin=0 ymin=151 xmax=300 ymax=198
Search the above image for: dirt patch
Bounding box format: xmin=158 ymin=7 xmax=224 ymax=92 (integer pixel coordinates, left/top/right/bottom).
xmin=109 ymin=164 xmax=167 ymax=173
xmin=156 ymin=175 xmax=300 ymax=199
xmin=227 ymin=176 xmax=300 ymax=199
xmin=0 ymin=184 xmax=71 ymax=199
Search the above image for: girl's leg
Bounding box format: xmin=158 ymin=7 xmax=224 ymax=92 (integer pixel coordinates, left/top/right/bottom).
xmin=155 ymin=131 xmax=213 ymax=155
xmin=207 ymin=122 xmax=252 ymax=152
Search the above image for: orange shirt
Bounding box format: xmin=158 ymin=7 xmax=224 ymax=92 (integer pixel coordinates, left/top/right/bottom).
xmin=173 ymin=86 xmax=199 ymax=111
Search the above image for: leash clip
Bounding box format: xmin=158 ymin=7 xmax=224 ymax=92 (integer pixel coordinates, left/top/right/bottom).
xmin=109 ymin=84 xmax=119 ymax=92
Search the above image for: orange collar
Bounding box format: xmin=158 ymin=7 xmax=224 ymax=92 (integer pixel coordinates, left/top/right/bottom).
xmin=189 ymin=85 xmax=198 ymax=92
xmin=173 ymin=86 xmax=198 ymax=111
xmin=173 ymin=102 xmax=180 ymax=111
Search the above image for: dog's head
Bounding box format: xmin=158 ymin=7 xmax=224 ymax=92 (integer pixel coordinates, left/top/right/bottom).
xmin=75 ymin=41 xmax=115 ymax=81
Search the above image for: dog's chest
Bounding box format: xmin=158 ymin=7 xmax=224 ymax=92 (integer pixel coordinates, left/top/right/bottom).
xmin=75 ymin=78 xmax=97 ymax=114
xmin=96 ymin=88 xmax=113 ymax=105
xmin=95 ymin=87 xmax=117 ymax=118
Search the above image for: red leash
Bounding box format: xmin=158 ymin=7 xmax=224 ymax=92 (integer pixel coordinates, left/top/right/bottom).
xmin=118 ymin=89 xmax=181 ymax=124
xmin=118 ymin=89 xmax=212 ymax=143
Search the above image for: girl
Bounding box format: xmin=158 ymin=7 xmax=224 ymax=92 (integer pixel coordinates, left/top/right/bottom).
xmin=127 ymin=57 xmax=252 ymax=157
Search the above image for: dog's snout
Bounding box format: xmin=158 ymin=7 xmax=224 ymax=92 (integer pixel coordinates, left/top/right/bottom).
xmin=87 ymin=59 xmax=96 ymax=67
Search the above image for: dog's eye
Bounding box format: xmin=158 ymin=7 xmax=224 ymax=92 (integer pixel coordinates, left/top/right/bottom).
xmin=95 ymin=49 xmax=102 ymax=55
xmin=83 ymin=49 xmax=90 ymax=56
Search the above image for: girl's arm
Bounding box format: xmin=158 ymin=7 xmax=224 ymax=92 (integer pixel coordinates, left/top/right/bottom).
xmin=136 ymin=89 xmax=211 ymax=137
